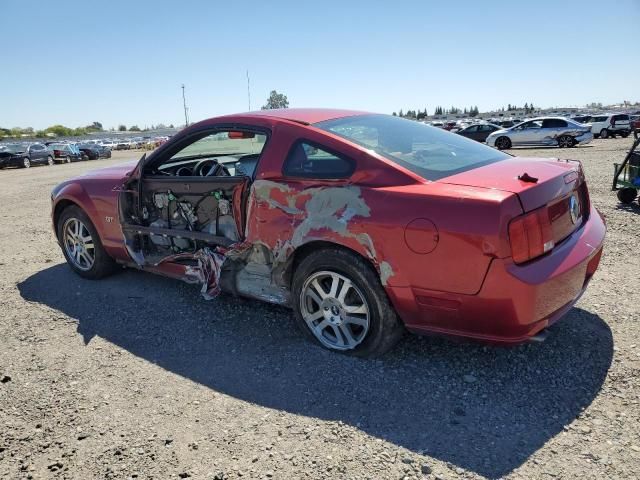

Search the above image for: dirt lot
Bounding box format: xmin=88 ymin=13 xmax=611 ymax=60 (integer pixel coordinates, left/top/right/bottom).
xmin=1 ymin=139 xmax=639 ymax=480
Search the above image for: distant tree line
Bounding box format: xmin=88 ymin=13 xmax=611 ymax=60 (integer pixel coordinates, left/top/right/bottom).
xmin=0 ymin=121 xmax=175 ymax=138
xmin=392 ymin=103 xmax=539 ymax=118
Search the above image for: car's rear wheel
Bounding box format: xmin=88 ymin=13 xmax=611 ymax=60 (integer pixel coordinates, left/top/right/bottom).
xmin=47 ymin=156 xmax=54 ymax=166
xmin=558 ymin=135 xmax=574 ymax=148
xmin=495 ymin=136 xmax=512 ymax=150
xmin=292 ymin=248 xmax=403 ymax=357
xmin=22 ymin=158 xmax=31 ymax=168
xmin=621 ymin=132 xmax=630 ymax=138
xmin=617 ymin=187 xmax=638 ymax=204
xmin=57 ymin=206 xmax=118 ymax=279
xmin=600 ymin=129 xmax=609 ymax=139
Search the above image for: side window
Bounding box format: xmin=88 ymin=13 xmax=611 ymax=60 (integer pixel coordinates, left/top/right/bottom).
xmin=523 ymin=121 xmax=542 ymax=129
xmin=542 ymin=119 xmax=567 ymax=128
xmin=283 ymin=141 xmax=355 ymax=179
xmin=465 ymin=126 xmax=480 ymax=132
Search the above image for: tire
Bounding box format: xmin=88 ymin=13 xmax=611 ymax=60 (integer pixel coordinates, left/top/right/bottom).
xmin=617 ymin=187 xmax=638 ymax=204
xmin=557 ymin=135 xmax=574 ymax=148
xmin=620 ymin=132 xmax=630 ymax=138
xmin=495 ymin=136 xmax=512 ymax=150
xmin=66 ymin=156 xmax=72 ymax=164
xmin=291 ymin=248 xmax=404 ymax=357
xmin=47 ymin=156 xmax=54 ymax=166
xmin=22 ymin=157 xmax=31 ymax=168
xmin=57 ymin=206 xmax=118 ymax=279
xmin=600 ymin=129 xmax=609 ymax=139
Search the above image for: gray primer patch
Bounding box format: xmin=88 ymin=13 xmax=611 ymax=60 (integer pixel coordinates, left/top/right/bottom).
xmin=379 ymin=261 xmax=395 ymax=286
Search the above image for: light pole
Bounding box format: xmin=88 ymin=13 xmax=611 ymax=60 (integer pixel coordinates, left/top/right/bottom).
xmin=181 ymin=84 xmax=189 ymax=126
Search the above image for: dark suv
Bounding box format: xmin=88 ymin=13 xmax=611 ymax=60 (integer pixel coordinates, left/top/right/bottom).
xmin=0 ymin=143 xmax=54 ymax=168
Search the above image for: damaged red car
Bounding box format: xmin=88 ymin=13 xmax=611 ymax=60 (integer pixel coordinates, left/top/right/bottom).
xmin=51 ymin=109 xmax=605 ymax=356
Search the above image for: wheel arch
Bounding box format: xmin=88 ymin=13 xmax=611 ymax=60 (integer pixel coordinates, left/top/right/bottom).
xmin=283 ymin=240 xmax=380 ymax=289
xmin=52 ymin=184 xmax=103 ymax=242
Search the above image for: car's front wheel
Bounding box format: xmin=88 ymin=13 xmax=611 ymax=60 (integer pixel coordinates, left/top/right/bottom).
xmin=495 ymin=136 xmax=512 ymax=150
xmin=558 ymin=135 xmax=574 ymax=148
xmin=600 ymin=129 xmax=609 ymax=139
xmin=57 ymin=206 xmax=118 ymax=279
xmin=47 ymin=156 xmax=54 ymax=166
xmin=22 ymin=157 xmax=31 ymax=168
xmin=292 ymin=248 xmax=403 ymax=357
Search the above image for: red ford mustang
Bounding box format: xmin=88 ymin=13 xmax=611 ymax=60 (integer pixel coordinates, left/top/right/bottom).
xmin=51 ymin=109 xmax=606 ymax=356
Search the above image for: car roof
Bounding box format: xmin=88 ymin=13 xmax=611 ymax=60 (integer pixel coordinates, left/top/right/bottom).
xmin=217 ymin=108 xmax=370 ymax=125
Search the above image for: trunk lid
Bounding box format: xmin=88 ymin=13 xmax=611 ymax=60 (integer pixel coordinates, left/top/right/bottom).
xmin=439 ymin=156 xmax=583 ymax=212
xmin=440 ymin=156 xmax=589 ymax=249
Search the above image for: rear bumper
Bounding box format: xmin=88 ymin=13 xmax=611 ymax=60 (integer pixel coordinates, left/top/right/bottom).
xmin=387 ymin=204 xmax=606 ymax=344
xmin=575 ymin=132 xmax=593 ymax=144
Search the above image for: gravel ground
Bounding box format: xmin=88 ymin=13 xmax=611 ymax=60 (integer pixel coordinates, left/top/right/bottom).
xmin=0 ymin=139 xmax=639 ymax=480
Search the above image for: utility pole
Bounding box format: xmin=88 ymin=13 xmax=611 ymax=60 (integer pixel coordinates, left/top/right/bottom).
xmin=181 ymin=84 xmax=189 ymax=127
xmin=246 ymin=70 xmax=251 ymax=111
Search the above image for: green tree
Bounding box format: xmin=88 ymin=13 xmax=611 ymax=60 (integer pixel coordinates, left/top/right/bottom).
xmin=86 ymin=121 xmax=103 ymax=131
xmin=129 ymin=125 xmax=141 ymax=132
xmin=261 ymin=90 xmax=289 ymax=110
xmin=118 ymin=125 xmax=127 ymax=132
xmin=392 ymin=112 xmax=397 ymax=116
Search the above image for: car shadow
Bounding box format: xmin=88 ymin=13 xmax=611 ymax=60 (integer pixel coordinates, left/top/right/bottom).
xmin=18 ymin=264 xmax=613 ymax=479
xmin=615 ymin=202 xmax=640 ymax=214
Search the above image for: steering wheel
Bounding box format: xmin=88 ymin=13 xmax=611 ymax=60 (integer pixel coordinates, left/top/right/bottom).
xmin=193 ymin=158 xmax=230 ymax=177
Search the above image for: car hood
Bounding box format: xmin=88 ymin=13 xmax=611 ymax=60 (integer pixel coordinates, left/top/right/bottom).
xmin=78 ymin=160 xmax=138 ymax=180
xmin=0 ymin=151 xmax=24 ymax=157
xmin=438 ymin=156 xmax=583 ymax=212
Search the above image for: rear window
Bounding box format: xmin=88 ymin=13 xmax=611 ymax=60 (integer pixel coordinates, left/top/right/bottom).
xmin=315 ymin=114 xmax=509 ymax=181
xmin=613 ymin=114 xmax=629 ymax=121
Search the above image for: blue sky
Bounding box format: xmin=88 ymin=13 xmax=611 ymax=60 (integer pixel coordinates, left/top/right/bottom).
xmin=2 ymin=0 xmax=639 ymax=130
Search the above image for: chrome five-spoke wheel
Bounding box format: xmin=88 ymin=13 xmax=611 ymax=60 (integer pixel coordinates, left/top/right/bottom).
xmin=62 ymin=218 xmax=95 ymax=271
xmin=300 ymin=271 xmax=370 ymax=351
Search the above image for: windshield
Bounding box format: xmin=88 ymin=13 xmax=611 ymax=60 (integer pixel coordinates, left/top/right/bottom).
xmin=315 ymin=114 xmax=509 ymax=181
xmin=3 ymin=144 xmax=25 ymax=153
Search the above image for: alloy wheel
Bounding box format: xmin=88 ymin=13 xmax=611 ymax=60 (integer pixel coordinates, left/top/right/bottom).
xmin=558 ymin=135 xmax=573 ymax=148
xmin=23 ymin=158 xmax=30 ymax=168
xmin=66 ymin=156 xmax=72 ymax=163
xmin=62 ymin=218 xmax=95 ymax=271
xmin=47 ymin=156 xmax=54 ymax=166
xmin=496 ymin=137 xmax=510 ymax=150
xmin=300 ymin=271 xmax=370 ymax=351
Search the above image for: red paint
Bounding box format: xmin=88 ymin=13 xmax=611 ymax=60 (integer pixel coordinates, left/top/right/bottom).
xmin=51 ymin=109 xmax=606 ymax=345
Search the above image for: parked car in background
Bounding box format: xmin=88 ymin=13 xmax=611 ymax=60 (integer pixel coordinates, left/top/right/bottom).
xmin=487 ymin=117 xmax=593 ymax=150
xmin=590 ymin=114 xmax=631 ymax=138
xmin=115 ymin=139 xmax=130 ymax=150
xmin=456 ymin=123 xmax=502 ymax=142
xmin=0 ymin=143 xmax=54 ymax=168
xmin=571 ymin=115 xmax=592 ymax=124
xmin=51 ymin=109 xmax=605 ymax=356
xmin=78 ymin=143 xmax=103 ymax=160
xmin=100 ymin=140 xmax=117 ymax=150
xmin=628 ymin=115 xmax=640 ymax=131
xmin=48 ymin=143 xmax=83 ymax=163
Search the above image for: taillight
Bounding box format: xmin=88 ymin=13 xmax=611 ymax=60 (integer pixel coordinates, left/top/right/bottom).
xmin=508 ymin=207 xmax=554 ymax=264
xmin=54 ymin=150 xmax=61 ymax=156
